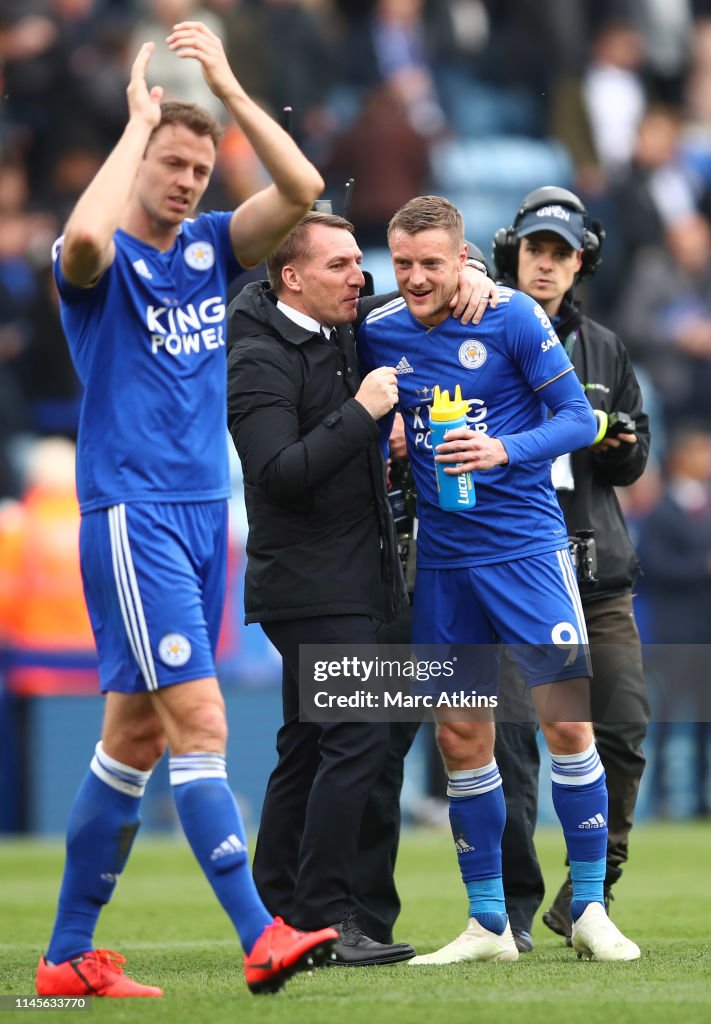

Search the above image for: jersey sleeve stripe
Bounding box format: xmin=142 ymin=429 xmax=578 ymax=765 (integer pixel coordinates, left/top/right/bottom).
xmin=533 ymin=365 xmax=574 ymax=391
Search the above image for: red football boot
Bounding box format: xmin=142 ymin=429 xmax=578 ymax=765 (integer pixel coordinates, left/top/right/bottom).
xmin=244 ymin=917 xmax=337 ymax=995
xmin=36 ymin=950 xmax=163 ymax=998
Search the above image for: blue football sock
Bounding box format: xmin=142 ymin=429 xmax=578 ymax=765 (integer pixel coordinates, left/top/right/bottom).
xmin=170 ymin=753 xmax=271 ymax=954
xmin=46 ymin=742 xmax=150 ymax=964
xmin=568 ymin=860 xmax=607 ymax=922
xmin=465 ymin=877 xmax=507 ymax=935
xmin=551 ymin=741 xmax=608 ymax=922
xmin=448 ymin=761 xmax=507 ymax=935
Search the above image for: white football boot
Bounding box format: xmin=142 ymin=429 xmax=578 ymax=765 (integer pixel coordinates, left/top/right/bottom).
xmin=571 ymin=902 xmax=641 ymax=961
xmin=409 ymin=918 xmax=519 ymax=965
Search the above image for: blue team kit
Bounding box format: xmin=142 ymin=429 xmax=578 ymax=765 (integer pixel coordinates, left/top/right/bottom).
xmin=79 ymin=501 xmax=228 ymax=692
xmin=358 ymin=286 xmax=592 ymax=684
xmin=52 ymin=213 xmax=239 ymax=692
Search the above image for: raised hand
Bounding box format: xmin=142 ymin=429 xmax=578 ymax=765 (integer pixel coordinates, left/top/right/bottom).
xmin=166 ymin=21 xmax=237 ymax=100
xmin=355 ymin=367 xmax=399 ymax=420
xmin=126 ymin=42 xmax=163 ymax=129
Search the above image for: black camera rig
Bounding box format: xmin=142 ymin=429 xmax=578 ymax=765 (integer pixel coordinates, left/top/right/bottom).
xmin=568 ymin=529 xmax=598 ymax=590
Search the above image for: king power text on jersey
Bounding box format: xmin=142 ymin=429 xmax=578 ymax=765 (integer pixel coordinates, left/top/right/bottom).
xmin=146 ymin=296 xmax=225 ymax=356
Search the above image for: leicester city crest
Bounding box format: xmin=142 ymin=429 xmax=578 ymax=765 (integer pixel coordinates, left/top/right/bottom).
xmin=458 ymin=339 xmax=487 ymax=369
xmin=158 ymin=633 xmax=192 ymax=667
xmin=185 ymin=241 xmax=215 ymax=271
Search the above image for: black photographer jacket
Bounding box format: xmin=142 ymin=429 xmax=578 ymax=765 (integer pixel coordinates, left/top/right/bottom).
xmin=227 ymin=282 xmax=405 ymax=624
xmin=553 ymin=299 xmax=650 ymax=603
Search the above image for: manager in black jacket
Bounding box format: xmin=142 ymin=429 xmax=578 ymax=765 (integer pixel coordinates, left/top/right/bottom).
xmin=227 ymin=210 xmax=492 ymax=963
xmin=490 ymin=187 xmax=651 ymax=951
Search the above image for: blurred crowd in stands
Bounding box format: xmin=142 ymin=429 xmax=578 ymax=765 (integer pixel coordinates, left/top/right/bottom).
xmin=1 ymin=0 xmax=711 ymax=815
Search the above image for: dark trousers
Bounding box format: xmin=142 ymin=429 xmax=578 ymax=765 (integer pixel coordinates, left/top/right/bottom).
xmin=351 ymin=719 xmax=420 ymax=941
xmin=352 ymin=600 xmax=420 ymax=941
xmin=253 ymin=614 xmax=403 ymax=932
xmin=495 ymin=593 xmax=649 ymax=930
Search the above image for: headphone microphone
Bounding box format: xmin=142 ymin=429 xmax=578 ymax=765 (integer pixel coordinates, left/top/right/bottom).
xmin=492 ymin=186 xmax=605 ymax=283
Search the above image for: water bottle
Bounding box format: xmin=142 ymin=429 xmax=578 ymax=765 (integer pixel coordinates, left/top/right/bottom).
xmin=429 ymin=385 xmax=476 ymax=511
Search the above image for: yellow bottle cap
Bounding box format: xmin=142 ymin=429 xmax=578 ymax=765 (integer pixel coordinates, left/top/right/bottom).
xmin=430 ymin=384 xmax=472 ymax=422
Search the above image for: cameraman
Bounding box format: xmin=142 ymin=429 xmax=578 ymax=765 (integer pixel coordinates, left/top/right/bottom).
xmin=491 ymin=187 xmax=651 ymax=952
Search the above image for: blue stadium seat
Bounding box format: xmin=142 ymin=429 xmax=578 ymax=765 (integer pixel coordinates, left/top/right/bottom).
xmin=436 ymin=72 xmax=544 ymax=139
xmin=430 ymin=136 xmax=573 ymax=194
xmin=429 ymin=136 xmax=574 ymax=253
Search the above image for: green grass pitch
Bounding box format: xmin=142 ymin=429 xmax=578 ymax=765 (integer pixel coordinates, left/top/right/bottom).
xmin=1 ymin=823 xmax=709 ymax=1024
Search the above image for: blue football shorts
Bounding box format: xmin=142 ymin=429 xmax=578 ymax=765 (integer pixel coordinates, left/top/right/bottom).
xmin=412 ymin=548 xmax=590 ymax=688
xmin=80 ymin=501 xmax=228 ymax=693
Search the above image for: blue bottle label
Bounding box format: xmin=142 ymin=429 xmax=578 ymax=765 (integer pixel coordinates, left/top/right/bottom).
xmin=430 ymin=416 xmax=476 ymax=511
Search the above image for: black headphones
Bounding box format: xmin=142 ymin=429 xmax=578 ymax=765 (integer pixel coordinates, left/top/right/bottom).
xmin=492 ymin=186 xmax=605 ymax=283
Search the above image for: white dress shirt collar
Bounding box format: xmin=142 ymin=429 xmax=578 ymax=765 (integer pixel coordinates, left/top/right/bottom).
xmin=276 ymin=300 xmax=332 ymax=337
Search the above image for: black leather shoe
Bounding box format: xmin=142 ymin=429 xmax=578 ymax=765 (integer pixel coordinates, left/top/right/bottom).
xmin=511 ymin=928 xmax=534 ymax=953
xmin=329 ymin=913 xmax=415 ymax=966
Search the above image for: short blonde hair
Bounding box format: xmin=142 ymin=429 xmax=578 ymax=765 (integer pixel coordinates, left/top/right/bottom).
xmin=388 ymin=195 xmax=464 ymax=246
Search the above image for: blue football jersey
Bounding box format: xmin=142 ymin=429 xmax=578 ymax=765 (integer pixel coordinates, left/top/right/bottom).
xmin=52 ymin=212 xmax=241 ymax=512
xmin=358 ymin=287 xmax=576 ymax=568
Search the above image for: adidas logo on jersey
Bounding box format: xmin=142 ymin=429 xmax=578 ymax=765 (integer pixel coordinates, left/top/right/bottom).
xmin=395 ymin=356 xmax=414 ymax=374
xmin=577 ymin=814 xmax=606 ymax=829
xmin=210 ymin=834 xmax=247 ymax=860
xmin=454 ymin=835 xmax=475 ymax=854
xmin=132 ymin=259 xmax=153 ymax=280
